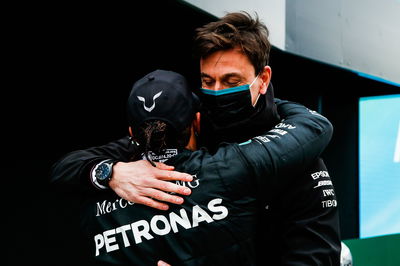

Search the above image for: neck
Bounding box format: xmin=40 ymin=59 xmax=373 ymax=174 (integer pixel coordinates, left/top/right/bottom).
xmin=185 ymin=125 xmax=197 ymax=151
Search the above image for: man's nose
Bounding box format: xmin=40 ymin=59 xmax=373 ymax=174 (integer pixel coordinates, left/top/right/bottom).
xmin=213 ymin=81 xmax=224 ymax=91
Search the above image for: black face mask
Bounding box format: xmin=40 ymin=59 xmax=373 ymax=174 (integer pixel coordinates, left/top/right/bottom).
xmin=199 ymin=83 xmax=280 ymax=153
xmin=200 ymin=84 xmax=260 ymax=128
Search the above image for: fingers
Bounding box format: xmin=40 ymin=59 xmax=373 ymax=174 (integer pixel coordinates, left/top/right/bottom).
xmin=145 ymin=188 xmax=186 ymax=205
xmin=155 ymin=168 xmax=193 ymax=182
xmin=114 ymin=182 xmax=189 ymax=210
xmin=154 ymin=162 xmax=174 ymax=170
xmin=109 ymin=160 xmax=194 ymax=210
xmin=145 ymin=177 xmax=192 ymax=196
xmin=135 ymin=196 xmax=170 ymax=211
xmin=113 ymin=187 xmax=171 ymax=211
xmin=158 ymin=260 xmax=171 ymax=266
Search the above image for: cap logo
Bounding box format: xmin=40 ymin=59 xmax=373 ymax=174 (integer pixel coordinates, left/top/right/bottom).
xmin=137 ymin=91 xmax=163 ymax=112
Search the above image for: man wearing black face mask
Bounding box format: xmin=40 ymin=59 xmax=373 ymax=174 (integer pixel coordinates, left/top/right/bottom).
xmin=50 ymin=12 xmax=341 ymax=265
xmin=199 ymin=77 xmax=280 ymax=153
xmin=199 ymin=71 xmax=279 ymax=154
xmin=193 ymin=12 xmax=340 ymax=265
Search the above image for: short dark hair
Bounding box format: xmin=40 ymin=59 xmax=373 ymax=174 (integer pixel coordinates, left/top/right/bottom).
xmin=194 ymin=11 xmax=271 ymax=75
xmin=132 ymin=120 xmax=191 ymax=157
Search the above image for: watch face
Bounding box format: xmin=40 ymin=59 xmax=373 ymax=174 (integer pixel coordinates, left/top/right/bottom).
xmin=95 ymin=163 xmax=112 ymax=181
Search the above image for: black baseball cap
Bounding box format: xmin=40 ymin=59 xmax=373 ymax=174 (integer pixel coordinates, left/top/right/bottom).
xmin=127 ymin=69 xmax=200 ymax=132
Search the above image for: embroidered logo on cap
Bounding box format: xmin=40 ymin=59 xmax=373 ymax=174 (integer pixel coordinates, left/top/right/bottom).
xmin=137 ymin=91 xmax=163 ymax=112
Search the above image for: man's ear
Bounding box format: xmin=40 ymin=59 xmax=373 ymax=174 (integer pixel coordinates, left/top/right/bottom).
xmin=259 ymin=66 xmax=272 ymax=95
xmin=193 ymin=112 xmax=201 ymax=135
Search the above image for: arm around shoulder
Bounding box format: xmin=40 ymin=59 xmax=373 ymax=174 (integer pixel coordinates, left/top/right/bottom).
xmin=237 ymin=99 xmax=333 ymax=180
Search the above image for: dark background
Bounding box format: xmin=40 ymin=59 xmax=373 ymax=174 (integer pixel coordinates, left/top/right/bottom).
xmin=7 ymin=0 xmax=400 ymax=265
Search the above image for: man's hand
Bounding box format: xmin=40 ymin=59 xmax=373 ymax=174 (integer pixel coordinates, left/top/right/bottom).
xmin=109 ymin=160 xmax=193 ymax=210
xmin=157 ymin=260 xmax=171 ymax=266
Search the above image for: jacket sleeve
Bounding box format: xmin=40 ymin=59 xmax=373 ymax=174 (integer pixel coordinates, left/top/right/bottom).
xmin=49 ymin=136 xmax=135 ymax=191
xmin=235 ymin=98 xmax=333 ymax=187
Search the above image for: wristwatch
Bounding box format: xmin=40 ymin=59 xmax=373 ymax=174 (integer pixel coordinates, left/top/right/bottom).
xmin=91 ymin=159 xmax=117 ymax=189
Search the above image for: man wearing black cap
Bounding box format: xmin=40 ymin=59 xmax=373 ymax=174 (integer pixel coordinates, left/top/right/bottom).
xmin=80 ymin=69 xmax=334 ymax=265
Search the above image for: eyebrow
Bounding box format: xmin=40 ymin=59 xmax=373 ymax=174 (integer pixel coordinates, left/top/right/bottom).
xmin=222 ymin=72 xmax=244 ymax=80
xmin=200 ymin=72 xmax=213 ymax=79
xmin=200 ymin=72 xmax=244 ymax=80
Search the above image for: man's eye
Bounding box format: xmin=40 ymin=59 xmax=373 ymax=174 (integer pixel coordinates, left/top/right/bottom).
xmin=226 ymin=80 xmax=241 ymax=86
xmin=202 ymin=80 xmax=214 ymax=87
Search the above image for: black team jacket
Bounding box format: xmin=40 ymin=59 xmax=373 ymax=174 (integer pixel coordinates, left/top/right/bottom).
xmin=50 ymin=99 xmax=341 ymax=265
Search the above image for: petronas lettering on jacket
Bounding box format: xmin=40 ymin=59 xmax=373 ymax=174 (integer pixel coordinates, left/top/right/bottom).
xmin=93 ymin=198 xmax=229 ymax=256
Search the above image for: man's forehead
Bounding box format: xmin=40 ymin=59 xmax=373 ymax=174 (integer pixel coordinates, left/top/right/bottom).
xmin=200 ymin=49 xmax=255 ymax=78
xmin=201 ymin=49 xmax=247 ymax=64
